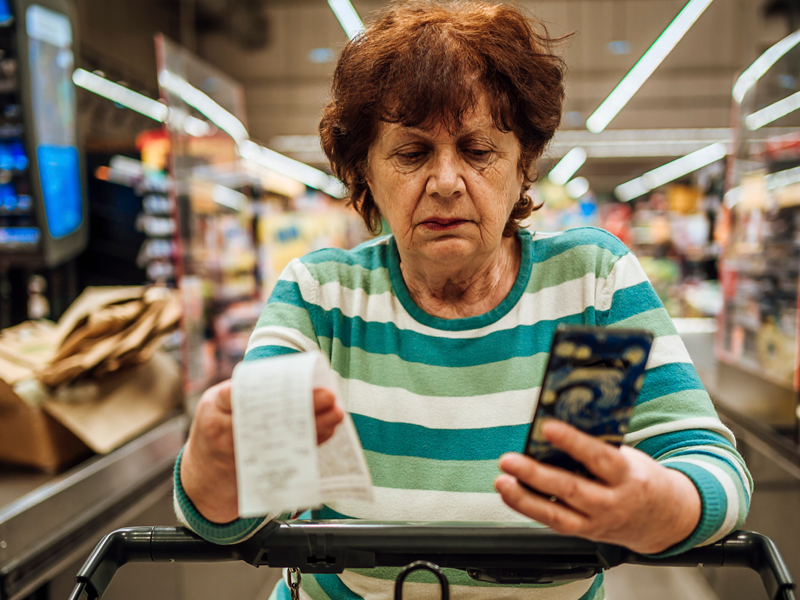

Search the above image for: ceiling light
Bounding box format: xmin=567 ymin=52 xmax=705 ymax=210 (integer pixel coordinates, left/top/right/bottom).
xmin=766 ymin=165 xmax=800 ymax=190
xmin=723 ymin=186 xmax=741 ymax=208
xmin=239 ymin=140 xmax=346 ymax=198
xmin=212 ymin=184 xmax=247 ymax=211
xmin=586 ymin=0 xmax=714 ymax=133
xmin=548 ymin=147 xmax=586 ymax=186
xmin=733 ymin=28 xmax=800 ymax=104
xmin=327 ymin=0 xmax=364 ymax=40
xmin=615 ymin=142 xmax=727 ymax=201
xmin=159 ymin=70 xmax=348 ymax=197
xmin=158 ymin=70 xmax=248 ymax=144
xmin=615 ymin=178 xmax=651 ymax=202
xmin=606 ymin=41 xmax=631 ymax=55
xmin=565 ymin=177 xmax=590 ymax=199
xmin=184 ymin=115 xmax=212 ymax=137
xmin=309 ymin=48 xmax=336 ymax=63
xmin=745 ymin=90 xmax=800 ymax=130
xmin=73 ymin=69 xmax=169 ymax=122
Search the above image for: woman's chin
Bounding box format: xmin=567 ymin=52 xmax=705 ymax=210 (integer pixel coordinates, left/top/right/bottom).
xmin=416 ymin=235 xmax=482 ymax=264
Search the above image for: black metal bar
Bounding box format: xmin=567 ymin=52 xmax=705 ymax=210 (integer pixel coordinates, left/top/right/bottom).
xmin=72 ymin=527 xmax=241 ymax=600
xmin=69 ymin=524 xmax=796 ymax=600
xmin=624 ymin=531 xmax=796 ymax=600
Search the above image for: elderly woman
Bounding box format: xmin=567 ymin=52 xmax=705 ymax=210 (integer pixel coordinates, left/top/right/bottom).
xmin=176 ymin=1 xmax=752 ymax=599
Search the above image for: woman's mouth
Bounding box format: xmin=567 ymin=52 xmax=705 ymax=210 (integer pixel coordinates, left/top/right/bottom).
xmin=420 ymin=219 xmax=469 ymax=231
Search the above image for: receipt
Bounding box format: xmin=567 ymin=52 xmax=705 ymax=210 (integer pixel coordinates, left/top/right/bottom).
xmin=231 ymin=351 xmax=373 ymax=518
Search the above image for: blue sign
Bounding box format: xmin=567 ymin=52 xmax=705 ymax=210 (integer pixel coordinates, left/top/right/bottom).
xmin=0 ymin=227 xmax=40 ymax=245
xmin=38 ymin=145 xmax=82 ymax=238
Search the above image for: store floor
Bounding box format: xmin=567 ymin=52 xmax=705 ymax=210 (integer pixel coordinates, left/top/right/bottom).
xmin=605 ymin=565 xmax=720 ymax=599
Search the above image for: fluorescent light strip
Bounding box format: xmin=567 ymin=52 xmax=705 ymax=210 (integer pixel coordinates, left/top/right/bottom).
xmin=239 ymin=140 xmax=346 ymax=198
xmin=766 ymin=165 xmax=800 ymax=190
xmin=615 ymin=178 xmax=650 ymax=202
xmin=733 ymin=28 xmax=800 ymax=104
xmin=745 ymin=90 xmax=800 ymax=130
xmin=327 ymin=0 xmax=364 ymax=40
xmin=615 ymin=142 xmax=727 ymax=201
xmin=158 ymin=70 xmax=249 ymax=144
xmin=184 ymin=115 xmax=212 ymax=137
xmin=73 ymin=68 xmax=169 ymax=122
xmin=565 ymin=176 xmax=590 ymax=199
xmin=212 ymin=184 xmax=247 ymax=211
xmin=586 ymin=0 xmax=714 ymax=134
xmin=548 ymin=147 xmax=586 ymax=185
xmin=723 ymin=186 xmax=741 ymax=208
xmin=151 ymin=69 xmax=347 ymax=196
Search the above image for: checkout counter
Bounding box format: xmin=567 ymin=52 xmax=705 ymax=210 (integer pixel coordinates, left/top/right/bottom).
xmin=0 ymin=417 xmax=185 ymax=600
xmin=0 ymin=325 xmax=798 ymax=600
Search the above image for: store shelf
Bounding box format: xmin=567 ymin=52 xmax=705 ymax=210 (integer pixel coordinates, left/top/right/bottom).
xmin=716 ymin=352 xmax=795 ymax=391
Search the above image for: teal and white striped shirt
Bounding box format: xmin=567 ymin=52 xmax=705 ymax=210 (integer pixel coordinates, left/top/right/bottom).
xmin=175 ymin=227 xmax=752 ymax=600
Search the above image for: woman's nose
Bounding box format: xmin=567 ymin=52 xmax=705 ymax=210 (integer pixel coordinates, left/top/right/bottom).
xmin=426 ymin=150 xmax=464 ymax=199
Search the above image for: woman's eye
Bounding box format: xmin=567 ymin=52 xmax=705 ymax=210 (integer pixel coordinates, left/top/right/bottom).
xmin=464 ymin=148 xmax=491 ymax=159
xmin=396 ymin=151 xmax=426 ymax=164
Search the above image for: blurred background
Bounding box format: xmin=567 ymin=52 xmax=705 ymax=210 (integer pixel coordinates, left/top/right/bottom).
xmin=0 ymin=0 xmax=799 ymax=599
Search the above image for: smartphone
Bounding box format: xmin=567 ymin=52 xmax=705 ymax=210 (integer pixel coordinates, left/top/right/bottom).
xmin=522 ymin=325 xmax=654 ymax=479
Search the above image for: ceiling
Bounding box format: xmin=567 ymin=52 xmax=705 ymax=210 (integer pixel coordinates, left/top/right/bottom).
xmin=77 ymin=0 xmax=798 ymax=195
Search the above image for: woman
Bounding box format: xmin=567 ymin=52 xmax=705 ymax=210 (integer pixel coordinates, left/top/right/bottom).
xmin=176 ymin=1 xmax=752 ymax=598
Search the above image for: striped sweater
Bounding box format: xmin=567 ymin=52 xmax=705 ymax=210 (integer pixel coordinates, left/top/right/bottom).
xmin=174 ymin=227 xmax=752 ymax=600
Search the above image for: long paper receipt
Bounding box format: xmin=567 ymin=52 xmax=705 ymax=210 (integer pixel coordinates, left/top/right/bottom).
xmin=232 ymin=351 xmax=373 ymax=518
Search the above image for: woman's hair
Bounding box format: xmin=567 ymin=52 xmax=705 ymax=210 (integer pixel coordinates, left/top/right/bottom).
xmin=319 ymin=0 xmax=567 ymax=236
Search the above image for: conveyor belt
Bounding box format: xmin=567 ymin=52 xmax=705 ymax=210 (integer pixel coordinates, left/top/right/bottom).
xmin=0 ymin=416 xmax=186 ymax=600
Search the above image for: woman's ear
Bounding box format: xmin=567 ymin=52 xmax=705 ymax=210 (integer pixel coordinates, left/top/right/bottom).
xmin=363 ymin=149 xmax=374 ymax=187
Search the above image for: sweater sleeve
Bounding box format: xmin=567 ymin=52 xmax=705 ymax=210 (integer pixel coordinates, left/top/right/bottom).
xmin=173 ymin=258 xmax=322 ymax=544
xmin=596 ymin=239 xmax=753 ymax=556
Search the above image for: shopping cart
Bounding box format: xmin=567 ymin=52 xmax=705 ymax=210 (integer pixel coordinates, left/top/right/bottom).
xmin=67 ymin=521 xmax=795 ymax=600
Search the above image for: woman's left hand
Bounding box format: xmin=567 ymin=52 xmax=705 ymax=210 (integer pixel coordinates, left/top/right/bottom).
xmin=494 ymin=420 xmax=701 ymax=554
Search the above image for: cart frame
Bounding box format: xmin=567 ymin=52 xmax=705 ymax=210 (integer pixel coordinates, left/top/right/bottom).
xmin=68 ymin=522 xmax=796 ymax=600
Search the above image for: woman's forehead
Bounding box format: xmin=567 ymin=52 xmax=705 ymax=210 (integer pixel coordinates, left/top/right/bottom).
xmin=376 ymin=96 xmax=507 ymax=140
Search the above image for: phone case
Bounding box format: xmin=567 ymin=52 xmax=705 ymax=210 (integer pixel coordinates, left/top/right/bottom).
xmin=523 ymin=325 xmax=654 ymax=478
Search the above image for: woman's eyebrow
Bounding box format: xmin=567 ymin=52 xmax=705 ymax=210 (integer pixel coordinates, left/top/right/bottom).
xmin=393 ymin=122 xmax=498 ymax=140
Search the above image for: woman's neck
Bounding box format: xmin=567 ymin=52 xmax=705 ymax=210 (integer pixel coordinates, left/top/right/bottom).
xmin=399 ymin=235 xmax=522 ymax=319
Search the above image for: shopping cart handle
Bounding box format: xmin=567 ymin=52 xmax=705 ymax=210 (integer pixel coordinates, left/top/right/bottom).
xmin=68 ymin=524 xmax=279 ymax=600
xmin=625 ymin=531 xmax=796 ymax=600
xmin=67 ymin=524 xmax=795 ymax=600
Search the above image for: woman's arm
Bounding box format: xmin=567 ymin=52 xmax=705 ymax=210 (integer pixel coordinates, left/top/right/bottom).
xmin=175 ymin=257 xmax=343 ymax=543
xmin=497 ymin=230 xmax=751 ymax=555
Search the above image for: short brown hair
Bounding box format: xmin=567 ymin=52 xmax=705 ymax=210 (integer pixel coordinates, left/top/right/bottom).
xmin=319 ymin=0 xmax=567 ymax=236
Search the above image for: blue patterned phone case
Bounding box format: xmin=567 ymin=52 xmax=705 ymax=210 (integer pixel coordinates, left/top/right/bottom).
xmin=523 ymin=325 xmax=654 ymax=479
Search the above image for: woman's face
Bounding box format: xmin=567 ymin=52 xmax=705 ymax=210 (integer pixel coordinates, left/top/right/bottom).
xmin=367 ymin=96 xmax=523 ymax=268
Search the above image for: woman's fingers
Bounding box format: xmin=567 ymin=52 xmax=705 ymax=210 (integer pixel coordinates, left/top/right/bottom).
xmin=498 ymin=453 xmax=611 ymax=514
xmin=542 ymin=420 xmax=630 ymax=485
xmin=316 ymin=409 xmax=343 ymax=444
xmin=313 ymin=388 xmax=337 ymax=414
xmin=494 ymin=475 xmax=588 ymax=534
xmin=208 ymin=380 xmax=233 ymax=413
xmin=314 ymin=388 xmax=344 ymax=444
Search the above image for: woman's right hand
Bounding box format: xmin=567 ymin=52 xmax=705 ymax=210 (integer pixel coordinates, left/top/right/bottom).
xmin=180 ymin=380 xmax=344 ymax=524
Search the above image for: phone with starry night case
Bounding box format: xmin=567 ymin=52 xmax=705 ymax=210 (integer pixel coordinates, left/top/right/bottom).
xmin=522 ymin=325 xmax=654 ymax=479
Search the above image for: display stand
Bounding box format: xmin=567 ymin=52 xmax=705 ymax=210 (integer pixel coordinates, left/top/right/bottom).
xmin=718 ymin=38 xmax=800 ymax=436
